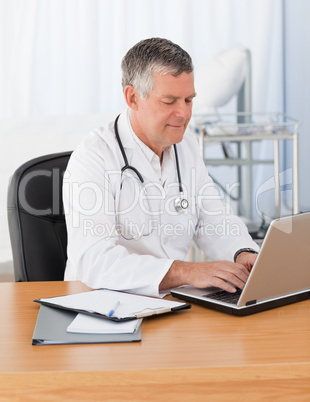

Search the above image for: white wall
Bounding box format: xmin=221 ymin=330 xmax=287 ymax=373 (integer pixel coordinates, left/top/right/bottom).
xmin=284 ymin=0 xmax=310 ymax=212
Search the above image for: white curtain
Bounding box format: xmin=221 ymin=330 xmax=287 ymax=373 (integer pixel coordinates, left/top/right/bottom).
xmin=0 ymin=0 xmax=283 ymax=118
xmin=0 ymin=0 xmax=283 ymax=264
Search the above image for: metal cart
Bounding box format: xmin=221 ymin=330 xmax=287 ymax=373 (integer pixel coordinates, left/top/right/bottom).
xmin=195 ymin=112 xmax=300 ymax=220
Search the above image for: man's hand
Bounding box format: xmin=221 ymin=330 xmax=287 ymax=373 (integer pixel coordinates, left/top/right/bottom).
xmin=184 ymin=260 xmax=251 ymax=293
xmin=160 ymin=259 xmax=255 ymax=293
xmin=235 ymin=251 xmax=258 ymax=272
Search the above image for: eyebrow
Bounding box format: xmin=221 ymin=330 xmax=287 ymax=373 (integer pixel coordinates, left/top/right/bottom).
xmin=162 ymin=92 xmax=197 ymax=100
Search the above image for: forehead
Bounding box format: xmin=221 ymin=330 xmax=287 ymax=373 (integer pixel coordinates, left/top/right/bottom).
xmin=150 ymin=71 xmax=195 ymax=97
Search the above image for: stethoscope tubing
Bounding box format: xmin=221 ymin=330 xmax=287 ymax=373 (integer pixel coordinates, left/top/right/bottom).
xmin=114 ymin=113 xmax=188 ymax=214
xmin=114 ymin=114 xmax=183 ymax=188
xmin=114 ymin=115 xmax=144 ymax=183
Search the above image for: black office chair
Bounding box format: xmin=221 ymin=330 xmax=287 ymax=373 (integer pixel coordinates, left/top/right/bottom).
xmin=7 ymin=152 xmax=72 ymax=281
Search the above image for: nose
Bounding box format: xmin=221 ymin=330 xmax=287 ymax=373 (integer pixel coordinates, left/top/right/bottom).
xmin=174 ymin=100 xmax=192 ymax=120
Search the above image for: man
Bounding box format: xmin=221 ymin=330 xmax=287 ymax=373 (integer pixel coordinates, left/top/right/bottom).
xmin=63 ymin=38 xmax=259 ymax=297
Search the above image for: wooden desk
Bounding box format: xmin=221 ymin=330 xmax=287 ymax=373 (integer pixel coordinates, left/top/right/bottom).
xmin=1 ymin=281 xmax=310 ymax=401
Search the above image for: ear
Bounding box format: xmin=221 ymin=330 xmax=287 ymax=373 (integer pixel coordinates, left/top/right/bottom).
xmin=124 ymin=85 xmax=139 ymax=111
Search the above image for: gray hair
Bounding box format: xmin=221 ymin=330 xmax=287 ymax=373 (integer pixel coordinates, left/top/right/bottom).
xmin=121 ymin=38 xmax=193 ymax=99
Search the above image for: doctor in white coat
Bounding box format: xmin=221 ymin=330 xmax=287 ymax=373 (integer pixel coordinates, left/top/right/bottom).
xmin=63 ymin=38 xmax=259 ymax=297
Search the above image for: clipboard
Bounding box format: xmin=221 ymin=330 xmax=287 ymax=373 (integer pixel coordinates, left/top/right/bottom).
xmin=32 ymin=305 xmax=142 ymax=345
xmin=34 ymin=289 xmax=191 ymax=322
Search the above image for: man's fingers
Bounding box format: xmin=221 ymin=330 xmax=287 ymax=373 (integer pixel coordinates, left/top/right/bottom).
xmin=229 ymin=263 xmax=249 ymax=283
xmin=186 ymin=260 xmax=251 ymax=292
xmin=211 ymin=277 xmax=238 ymax=293
xmin=213 ymin=262 xmax=250 ymax=292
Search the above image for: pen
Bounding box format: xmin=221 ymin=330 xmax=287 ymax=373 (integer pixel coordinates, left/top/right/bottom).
xmin=108 ymin=301 xmax=120 ymax=317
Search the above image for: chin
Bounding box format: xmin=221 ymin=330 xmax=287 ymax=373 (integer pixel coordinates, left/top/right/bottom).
xmin=166 ymin=136 xmax=183 ymax=148
xmin=172 ymin=129 xmax=186 ymax=144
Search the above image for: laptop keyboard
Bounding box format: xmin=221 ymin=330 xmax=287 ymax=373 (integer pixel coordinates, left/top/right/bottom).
xmin=203 ymin=288 xmax=242 ymax=305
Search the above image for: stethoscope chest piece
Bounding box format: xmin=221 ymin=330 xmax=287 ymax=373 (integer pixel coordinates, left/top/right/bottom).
xmin=174 ymin=195 xmax=189 ymax=213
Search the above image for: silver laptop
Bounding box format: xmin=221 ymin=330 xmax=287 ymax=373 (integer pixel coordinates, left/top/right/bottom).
xmin=171 ymin=212 xmax=310 ymax=316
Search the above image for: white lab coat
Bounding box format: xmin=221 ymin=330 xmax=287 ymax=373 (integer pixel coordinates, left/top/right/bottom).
xmin=63 ymin=109 xmax=259 ymax=297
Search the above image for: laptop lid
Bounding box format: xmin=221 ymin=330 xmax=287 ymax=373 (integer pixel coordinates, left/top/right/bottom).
xmin=238 ymin=212 xmax=310 ymax=306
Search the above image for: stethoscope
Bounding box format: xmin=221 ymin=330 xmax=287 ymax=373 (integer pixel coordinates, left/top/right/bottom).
xmin=114 ymin=114 xmax=189 ymax=213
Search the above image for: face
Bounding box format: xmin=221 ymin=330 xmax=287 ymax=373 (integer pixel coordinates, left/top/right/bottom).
xmin=129 ymin=71 xmax=196 ymax=158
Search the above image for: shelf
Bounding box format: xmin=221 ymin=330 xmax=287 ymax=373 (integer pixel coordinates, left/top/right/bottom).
xmin=202 ymin=129 xmax=296 ymax=143
xmin=193 ymin=112 xmax=300 ymax=220
xmin=205 ymin=158 xmax=274 ymax=166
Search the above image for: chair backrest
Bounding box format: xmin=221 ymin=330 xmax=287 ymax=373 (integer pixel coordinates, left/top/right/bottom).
xmin=7 ymin=152 xmax=72 ymax=281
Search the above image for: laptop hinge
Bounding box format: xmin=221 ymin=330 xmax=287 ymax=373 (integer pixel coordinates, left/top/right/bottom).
xmin=245 ymin=299 xmax=257 ymax=306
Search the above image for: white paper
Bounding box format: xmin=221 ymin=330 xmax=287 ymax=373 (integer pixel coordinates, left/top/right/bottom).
xmin=67 ymin=313 xmax=142 ymax=334
xmin=38 ymin=289 xmax=187 ymax=319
